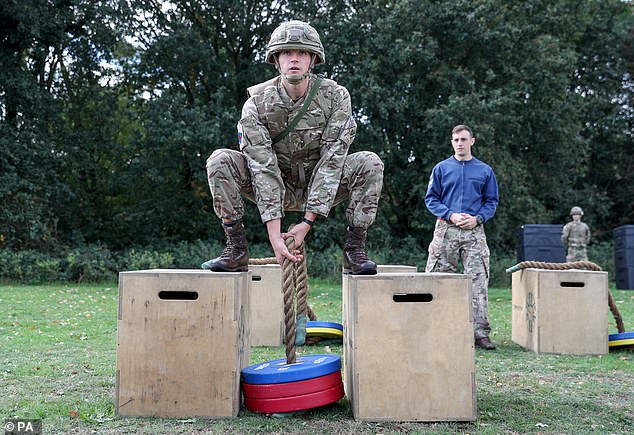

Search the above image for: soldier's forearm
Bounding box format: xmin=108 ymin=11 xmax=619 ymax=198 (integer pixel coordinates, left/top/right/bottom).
xmin=265 ymin=219 xmax=283 ymax=244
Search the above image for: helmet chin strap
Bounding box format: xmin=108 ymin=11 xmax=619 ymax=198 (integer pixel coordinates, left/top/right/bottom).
xmin=284 ymin=73 xmax=308 ymax=85
xmin=276 ymin=54 xmax=317 ymax=86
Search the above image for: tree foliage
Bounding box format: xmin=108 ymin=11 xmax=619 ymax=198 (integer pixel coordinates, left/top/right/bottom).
xmin=1 ymin=0 xmax=632 ymax=260
xmin=1 ymin=0 xmax=130 ymax=249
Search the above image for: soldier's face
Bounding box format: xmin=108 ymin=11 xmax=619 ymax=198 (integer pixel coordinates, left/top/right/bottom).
xmin=451 ymin=130 xmax=475 ymax=161
xmin=277 ymin=50 xmax=312 ymax=76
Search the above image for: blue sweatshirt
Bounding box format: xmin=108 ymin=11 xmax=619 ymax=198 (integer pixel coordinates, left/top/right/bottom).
xmin=425 ymin=156 xmax=499 ymax=223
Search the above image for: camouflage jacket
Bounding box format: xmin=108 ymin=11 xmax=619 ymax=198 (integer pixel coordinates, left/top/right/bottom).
xmin=237 ymin=74 xmax=357 ymax=222
xmin=561 ymin=221 xmax=591 ymax=247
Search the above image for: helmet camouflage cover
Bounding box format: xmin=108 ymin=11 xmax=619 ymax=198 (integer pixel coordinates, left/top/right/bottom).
xmin=570 ymin=206 xmax=584 ymax=216
xmin=265 ymin=20 xmax=325 ymax=65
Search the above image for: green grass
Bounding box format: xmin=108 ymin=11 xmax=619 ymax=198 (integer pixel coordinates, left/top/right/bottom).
xmin=1 ymin=280 xmax=633 ymax=434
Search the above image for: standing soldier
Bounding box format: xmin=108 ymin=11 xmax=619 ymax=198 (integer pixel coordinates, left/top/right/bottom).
xmin=202 ymin=20 xmax=384 ymax=275
xmin=424 ymin=125 xmax=499 ymax=350
xmin=562 ymin=206 xmax=591 ymax=262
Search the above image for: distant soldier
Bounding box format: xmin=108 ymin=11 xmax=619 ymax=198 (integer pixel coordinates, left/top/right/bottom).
xmin=562 ymin=206 xmax=591 ymax=262
xmin=201 ymin=20 xmax=384 ymax=274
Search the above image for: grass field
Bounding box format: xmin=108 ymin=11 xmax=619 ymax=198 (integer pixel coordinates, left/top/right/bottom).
xmin=1 ymin=278 xmax=633 ymax=434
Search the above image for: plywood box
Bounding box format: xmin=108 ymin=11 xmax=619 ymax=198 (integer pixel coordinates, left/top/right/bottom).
xmin=248 ymin=264 xmax=284 ymax=346
xmin=116 ymin=269 xmax=250 ymax=418
xmin=511 ymin=268 xmax=608 ymax=355
xmin=376 ymin=264 xmax=418 ymax=273
xmin=343 ymin=273 xmax=475 ymax=422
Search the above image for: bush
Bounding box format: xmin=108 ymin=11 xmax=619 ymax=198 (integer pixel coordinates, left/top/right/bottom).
xmin=0 ymin=238 xmax=617 ymax=286
xmin=588 ymin=240 xmax=614 ymax=278
xmin=167 ymin=240 xmax=222 ymax=269
xmin=63 ymin=244 xmax=117 ymax=283
xmin=0 ymin=249 xmax=61 ymax=284
xmin=371 ymin=235 xmax=428 ymax=271
xmin=307 ymin=244 xmax=345 ymax=283
xmin=489 ymin=249 xmax=517 ymax=288
xmin=119 ymin=248 xmax=175 ymax=271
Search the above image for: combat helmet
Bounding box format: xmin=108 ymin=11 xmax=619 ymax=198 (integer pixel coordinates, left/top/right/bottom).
xmin=570 ymin=206 xmax=584 ymax=216
xmin=265 ymin=20 xmax=325 ymax=65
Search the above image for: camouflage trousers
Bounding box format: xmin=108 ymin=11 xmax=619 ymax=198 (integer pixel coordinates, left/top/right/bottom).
xmin=425 ymin=219 xmax=491 ymax=339
xmin=566 ymin=246 xmax=588 ymax=263
xmin=206 ymin=149 xmax=383 ymax=229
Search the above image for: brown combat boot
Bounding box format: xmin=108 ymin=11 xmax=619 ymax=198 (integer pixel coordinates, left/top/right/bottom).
xmin=475 ymin=337 xmax=496 ymax=350
xmin=343 ymin=226 xmax=377 ymax=275
xmin=201 ymin=222 xmax=249 ymax=272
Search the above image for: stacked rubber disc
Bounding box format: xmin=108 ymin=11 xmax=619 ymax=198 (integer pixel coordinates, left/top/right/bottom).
xmin=241 ymin=354 xmax=344 ymax=414
xmin=306 ymin=321 xmax=343 ymax=342
xmin=608 ymin=332 xmax=634 ymax=349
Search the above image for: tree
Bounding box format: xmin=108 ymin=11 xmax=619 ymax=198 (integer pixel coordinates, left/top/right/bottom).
xmin=0 ymin=0 xmax=135 ymax=250
xmin=1 ymin=0 xmax=632 ymax=258
xmin=322 ymin=0 xmax=633 ymax=252
xmin=574 ymin=0 xmax=634 ymax=235
xmin=103 ymin=0 xmax=299 ymax=246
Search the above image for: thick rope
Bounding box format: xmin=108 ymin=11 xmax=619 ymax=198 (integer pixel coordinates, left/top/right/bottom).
xmin=294 ymin=242 xmax=316 ymax=320
xmin=609 ymin=293 xmax=626 ymax=333
xmin=248 ymin=257 xmax=277 ymax=265
xmin=505 ymin=260 xmax=602 ymax=273
xmin=506 ymin=260 xmax=625 ymax=333
xmin=282 ymin=236 xmax=297 ymax=364
xmin=295 ymin=243 xmax=308 ymax=318
xmin=307 ymin=303 xmax=317 ymax=321
xmin=248 ymin=228 xmax=318 ymax=360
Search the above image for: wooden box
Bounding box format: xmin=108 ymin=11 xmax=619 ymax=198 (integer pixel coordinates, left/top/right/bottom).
xmin=376 ymin=264 xmax=418 ymax=273
xmin=116 ymin=269 xmax=250 ymax=418
xmin=511 ymin=268 xmax=608 ymax=355
xmin=343 ymin=273 xmax=475 ymax=421
xmin=248 ymin=264 xmax=284 ymax=346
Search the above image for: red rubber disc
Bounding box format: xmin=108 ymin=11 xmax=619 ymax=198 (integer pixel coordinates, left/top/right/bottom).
xmin=244 ymin=383 xmax=344 ymax=414
xmin=242 ymin=370 xmax=342 ymax=399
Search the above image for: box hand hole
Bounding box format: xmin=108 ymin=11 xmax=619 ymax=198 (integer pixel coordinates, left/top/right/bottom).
xmin=158 ymin=291 xmax=199 ymax=300
xmin=560 ymin=282 xmax=585 ymax=288
xmin=393 ymin=293 xmax=433 ymax=303
xmin=252 ymin=275 xmax=262 ymax=281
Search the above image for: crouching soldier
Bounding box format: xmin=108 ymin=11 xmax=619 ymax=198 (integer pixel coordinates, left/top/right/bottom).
xmin=202 ymin=20 xmax=384 ymax=275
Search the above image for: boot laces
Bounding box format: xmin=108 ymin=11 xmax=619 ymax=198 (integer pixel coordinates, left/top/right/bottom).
xmin=226 ymin=239 xmax=247 ymax=257
xmin=349 ymin=246 xmax=369 ymax=261
xmin=346 ymin=235 xmax=370 ymax=261
xmin=220 ymin=234 xmax=243 ymax=258
xmin=220 ymin=243 xmax=234 ymax=258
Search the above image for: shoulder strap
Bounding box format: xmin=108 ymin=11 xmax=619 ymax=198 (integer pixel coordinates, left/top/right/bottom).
xmin=272 ymin=77 xmax=323 ymax=145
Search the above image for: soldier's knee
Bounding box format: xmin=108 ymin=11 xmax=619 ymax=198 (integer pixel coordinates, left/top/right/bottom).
xmin=358 ymin=151 xmax=384 ymax=176
xmin=207 ymin=148 xmax=234 ymax=171
xmin=365 ymin=151 xmax=383 ymax=168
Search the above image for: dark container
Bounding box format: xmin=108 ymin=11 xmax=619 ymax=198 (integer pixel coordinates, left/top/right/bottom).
xmin=614 ymin=225 xmax=634 ymax=289
xmin=517 ymin=224 xmax=566 ymax=263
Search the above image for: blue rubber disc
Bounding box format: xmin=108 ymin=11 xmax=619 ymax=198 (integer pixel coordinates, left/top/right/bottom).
xmin=241 ymin=354 xmax=341 ymax=385
xmin=609 ymin=332 xmax=634 ymax=348
xmin=608 ymin=332 xmax=634 ymax=341
xmin=306 ymin=321 xmax=343 ymax=331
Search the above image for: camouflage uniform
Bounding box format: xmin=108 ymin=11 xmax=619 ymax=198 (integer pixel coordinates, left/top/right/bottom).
xmin=207 ymin=74 xmax=383 ymax=228
xmin=562 ymin=221 xmax=590 ymax=262
xmin=425 ymin=220 xmax=491 ymax=339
